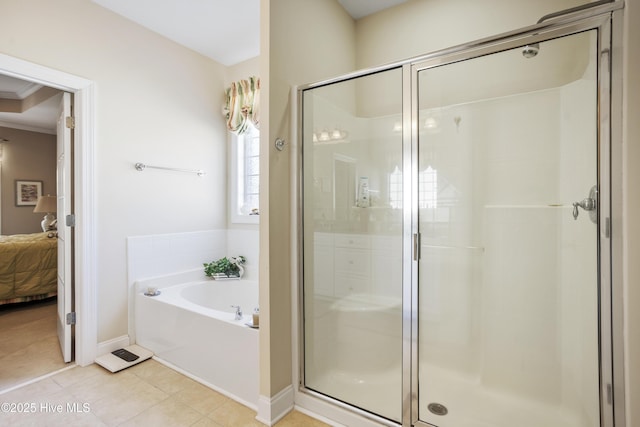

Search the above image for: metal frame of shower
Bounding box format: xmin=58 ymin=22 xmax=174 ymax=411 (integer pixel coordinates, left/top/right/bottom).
xmin=295 ymin=1 xmax=625 ymax=426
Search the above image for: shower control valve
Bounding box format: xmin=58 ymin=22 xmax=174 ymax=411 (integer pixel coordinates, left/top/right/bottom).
xmin=572 ymin=185 xmax=598 ymax=224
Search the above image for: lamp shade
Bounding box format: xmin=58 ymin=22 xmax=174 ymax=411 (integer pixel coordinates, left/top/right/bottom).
xmin=33 ymin=195 xmax=56 ymax=213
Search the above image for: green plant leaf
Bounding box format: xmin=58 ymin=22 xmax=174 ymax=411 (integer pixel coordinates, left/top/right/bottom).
xmin=203 ymin=256 xmax=246 ymax=277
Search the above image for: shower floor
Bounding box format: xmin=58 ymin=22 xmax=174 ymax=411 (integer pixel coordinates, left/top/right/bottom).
xmin=309 ymin=362 xmax=588 ymax=427
xmin=420 ymin=363 xmax=588 ymax=427
xmin=308 ymin=364 xmax=401 ymax=423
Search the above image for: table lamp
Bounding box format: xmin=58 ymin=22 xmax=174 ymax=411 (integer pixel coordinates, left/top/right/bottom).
xmin=33 ymin=195 xmax=57 ymax=231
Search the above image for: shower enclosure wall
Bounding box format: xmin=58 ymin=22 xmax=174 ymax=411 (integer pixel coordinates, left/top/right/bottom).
xmin=299 ymin=6 xmax=621 ymax=427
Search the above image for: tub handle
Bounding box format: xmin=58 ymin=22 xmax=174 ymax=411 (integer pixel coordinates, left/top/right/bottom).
xmin=231 ymin=305 xmax=243 ymax=320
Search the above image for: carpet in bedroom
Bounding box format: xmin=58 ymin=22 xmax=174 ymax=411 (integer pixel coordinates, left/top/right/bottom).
xmin=0 ymin=298 xmax=68 ymax=392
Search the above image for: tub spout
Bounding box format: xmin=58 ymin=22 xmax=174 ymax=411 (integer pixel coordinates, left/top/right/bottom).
xmin=231 ymin=305 xmax=243 ymax=320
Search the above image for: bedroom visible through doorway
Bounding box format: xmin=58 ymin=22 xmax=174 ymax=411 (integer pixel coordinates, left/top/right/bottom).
xmin=0 ymin=74 xmax=75 ymax=387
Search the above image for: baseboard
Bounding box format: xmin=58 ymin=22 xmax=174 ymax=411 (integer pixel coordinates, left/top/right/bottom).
xmin=153 ymin=356 xmax=258 ymax=411
xmin=255 ymin=385 xmax=294 ymax=426
xmin=97 ymin=335 xmax=130 ymax=356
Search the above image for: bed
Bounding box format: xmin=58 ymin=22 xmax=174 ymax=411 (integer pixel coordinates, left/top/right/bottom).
xmin=0 ymin=232 xmax=57 ymax=305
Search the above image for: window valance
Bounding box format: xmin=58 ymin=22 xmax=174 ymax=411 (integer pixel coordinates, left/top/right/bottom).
xmin=224 ymin=76 xmax=260 ymax=134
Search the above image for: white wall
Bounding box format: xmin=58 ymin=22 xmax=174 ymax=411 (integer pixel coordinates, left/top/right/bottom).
xmin=0 ymin=0 xmax=228 ymax=343
xmin=127 ymin=230 xmax=227 ymax=286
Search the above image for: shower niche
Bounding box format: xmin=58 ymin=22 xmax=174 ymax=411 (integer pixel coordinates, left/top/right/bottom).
xmin=300 ymin=16 xmax=614 ymax=427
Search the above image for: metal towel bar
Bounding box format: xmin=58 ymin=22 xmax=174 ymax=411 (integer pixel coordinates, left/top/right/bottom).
xmin=135 ymin=162 xmax=205 ymax=177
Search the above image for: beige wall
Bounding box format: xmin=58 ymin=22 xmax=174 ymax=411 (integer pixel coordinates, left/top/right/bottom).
xmin=261 ymin=0 xmax=356 ymax=397
xmin=354 ymin=0 xmax=587 ymax=69
xmin=0 ymin=0 xmax=228 ymax=343
xmin=225 ymin=56 xmax=260 ymax=87
xmin=0 ymin=126 xmax=56 ymax=235
xmin=623 ymin=0 xmax=640 ymax=423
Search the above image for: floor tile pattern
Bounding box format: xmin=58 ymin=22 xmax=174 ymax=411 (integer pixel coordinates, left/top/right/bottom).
xmin=0 ymin=300 xmax=330 ymax=426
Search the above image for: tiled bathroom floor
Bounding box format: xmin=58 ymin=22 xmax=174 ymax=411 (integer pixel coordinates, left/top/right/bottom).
xmin=0 ymin=300 xmax=329 ymax=426
xmin=0 ymin=359 xmax=330 ymax=426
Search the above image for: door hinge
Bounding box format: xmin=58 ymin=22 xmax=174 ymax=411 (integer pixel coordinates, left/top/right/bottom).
xmin=65 ymin=116 xmax=75 ymax=129
xmin=65 ymin=214 xmax=75 ymax=227
xmin=66 ymin=312 xmax=76 ymax=325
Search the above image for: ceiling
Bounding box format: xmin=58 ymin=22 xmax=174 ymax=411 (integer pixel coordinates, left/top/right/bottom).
xmin=338 ymin=0 xmax=409 ymax=20
xmin=0 ymin=0 xmax=407 ymax=135
xmin=90 ymin=0 xmax=408 ymax=65
xmin=0 ymin=75 xmax=61 ymax=135
xmin=91 ymin=0 xmax=261 ymax=67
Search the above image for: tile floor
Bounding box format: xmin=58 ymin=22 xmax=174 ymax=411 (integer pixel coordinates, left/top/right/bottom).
xmin=0 ymin=298 xmax=67 ymax=392
xmin=0 ymin=360 xmax=330 ymax=426
xmin=0 ymin=300 xmax=330 ymax=426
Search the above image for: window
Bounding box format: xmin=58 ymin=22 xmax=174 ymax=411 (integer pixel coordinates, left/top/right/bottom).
xmin=389 ymin=166 xmax=402 ymax=209
xmin=388 ymin=165 xmax=438 ymax=210
xmin=231 ymin=123 xmax=259 ymax=223
xmin=419 ymin=166 xmax=438 ymax=209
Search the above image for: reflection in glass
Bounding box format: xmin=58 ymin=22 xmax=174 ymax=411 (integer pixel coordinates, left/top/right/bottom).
xmin=302 ymin=68 xmax=403 ymax=422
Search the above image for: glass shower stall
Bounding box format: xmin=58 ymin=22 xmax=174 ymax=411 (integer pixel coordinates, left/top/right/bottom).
xmin=299 ymin=7 xmax=619 ymax=427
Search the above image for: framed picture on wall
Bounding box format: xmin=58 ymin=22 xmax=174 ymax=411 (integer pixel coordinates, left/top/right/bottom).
xmin=15 ymin=180 xmax=43 ymax=207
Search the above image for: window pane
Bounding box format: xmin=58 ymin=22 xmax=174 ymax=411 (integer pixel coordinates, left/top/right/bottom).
xmin=246 ymin=175 xmax=259 ymax=193
xmin=246 ymin=195 xmax=259 ymax=207
xmin=232 ymin=125 xmax=260 ymax=221
xmin=246 ymin=156 xmax=259 ymax=176
xmin=246 ymin=133 xmax=260 ymax=156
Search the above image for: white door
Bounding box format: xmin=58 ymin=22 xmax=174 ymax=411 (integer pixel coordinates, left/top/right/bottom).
xmin=56 ymin=92 xmax=73 ymax=363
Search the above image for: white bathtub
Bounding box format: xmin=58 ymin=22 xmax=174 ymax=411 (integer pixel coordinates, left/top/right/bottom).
xmin=134 ymin=271 xmax=259 ymax=408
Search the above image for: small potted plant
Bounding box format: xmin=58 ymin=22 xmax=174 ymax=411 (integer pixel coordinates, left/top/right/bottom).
xmin=203 ymin=256 xmax=246 ymax=280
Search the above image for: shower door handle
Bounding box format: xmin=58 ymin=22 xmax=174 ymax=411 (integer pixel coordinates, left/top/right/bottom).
xmin=572 ymin=185 xmax=598 ymax=224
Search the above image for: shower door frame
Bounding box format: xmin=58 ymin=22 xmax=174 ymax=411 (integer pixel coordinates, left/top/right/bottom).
xmin=296 ymin=3 xmax=625 ymax=427
xmin=406 ymin=11 xmax=621 ymax=427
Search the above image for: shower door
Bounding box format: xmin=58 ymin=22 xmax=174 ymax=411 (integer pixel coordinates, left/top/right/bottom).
xmin=412 ymin=25 xmax=607 ymax=427
xmin=300 ymin=12 xmax=615 ymax=427
xmin=301 ymin=68 xmax=405 ymax=423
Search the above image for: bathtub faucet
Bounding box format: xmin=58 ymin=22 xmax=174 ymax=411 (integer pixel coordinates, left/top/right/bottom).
xmin=231 ymin=305 xmax=243 ymax=320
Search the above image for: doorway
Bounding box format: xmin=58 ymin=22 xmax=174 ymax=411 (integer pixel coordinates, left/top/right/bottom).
xmin=299 ymin=8 xmax=622 ymax=427
xmin=0 ymin=53 xmax=97 ymax=371
xmin=0 ymin=80 xmax=74 ymax=389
